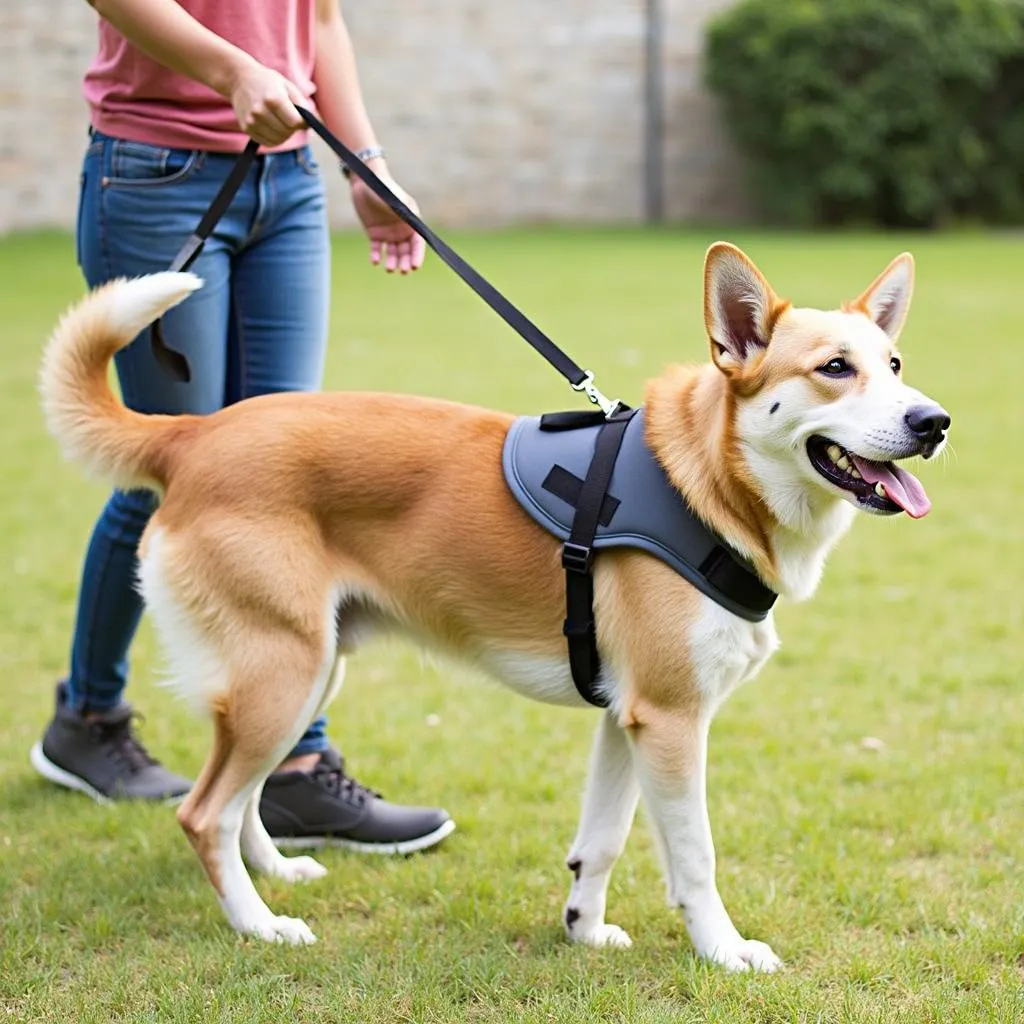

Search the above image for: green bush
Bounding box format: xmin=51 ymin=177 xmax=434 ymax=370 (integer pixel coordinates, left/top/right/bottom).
xmin=705 ymin=0 xmax=1024 ymax=226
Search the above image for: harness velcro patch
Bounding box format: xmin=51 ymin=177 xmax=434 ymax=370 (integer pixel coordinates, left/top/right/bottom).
xmin=541 ymin=465 xmax=621 ymax=527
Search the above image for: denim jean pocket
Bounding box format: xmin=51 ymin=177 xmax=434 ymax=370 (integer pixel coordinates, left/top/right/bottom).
xmin=295 ymin=146 xmax=321 ymax=177
xmin=106 ymin=139 xmax=203 ymax=188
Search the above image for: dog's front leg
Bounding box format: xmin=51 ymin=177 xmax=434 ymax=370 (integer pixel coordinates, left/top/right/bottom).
xmin=632 ymin=709 xmax=782 ymax=972
xmin=563 ymin=710 xmax=640 ymax=948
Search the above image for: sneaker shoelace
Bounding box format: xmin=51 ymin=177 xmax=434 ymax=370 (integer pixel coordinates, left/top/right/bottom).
xmin=312 ymin=758 xmax=381 ymax=807
xmin=91 ymin=712 xmax=158 ymax=774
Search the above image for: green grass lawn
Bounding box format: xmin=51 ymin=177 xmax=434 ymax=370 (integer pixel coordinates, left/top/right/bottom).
xmin=1 ymin=227 xmax=1022 ymax=1023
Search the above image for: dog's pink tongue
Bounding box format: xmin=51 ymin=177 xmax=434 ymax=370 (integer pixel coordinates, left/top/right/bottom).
xmin=850 ymin=455 xmax=931 ymax=518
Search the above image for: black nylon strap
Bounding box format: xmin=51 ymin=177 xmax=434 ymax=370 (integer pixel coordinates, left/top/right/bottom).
xmin=151 ymin=140 xmax=260 ymax=382
xmin=171 ymin=140 xmax=260 ymax=272
xmin=699 ymin=547 xmax=776 ymax=616
xmin=561 ymin=410 xmax=636 ymax=706
xmin=539 ymin=410 xmax=611 ymax=432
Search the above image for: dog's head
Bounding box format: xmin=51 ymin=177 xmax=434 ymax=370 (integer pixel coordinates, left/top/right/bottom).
xmin=704 ymin=242 xmax=949 ymax=521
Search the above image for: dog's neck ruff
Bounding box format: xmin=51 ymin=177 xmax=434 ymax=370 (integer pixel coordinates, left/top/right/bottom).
xmin=502 ymin=408 xmax=777 ymax=707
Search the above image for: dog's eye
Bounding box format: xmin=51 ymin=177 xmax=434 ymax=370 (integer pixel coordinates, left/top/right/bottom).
xmin=818 ymin=357 xmax=852 ymax=376
xmin=890 ymin=356 xmax=902 ymax=375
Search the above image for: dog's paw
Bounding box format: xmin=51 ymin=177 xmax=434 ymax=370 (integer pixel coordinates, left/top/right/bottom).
xmin=571 ymin=923 xmax=633 ymax=949
xmin=270 ymin=855 xmax=328 ymax=884
xmin=248 ymin=915 xmax=318 ymax=946
xmin=706 ymin=938 xmax=782 ymax=973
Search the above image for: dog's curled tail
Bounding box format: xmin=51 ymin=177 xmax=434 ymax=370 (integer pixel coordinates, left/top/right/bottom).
xmin=40 ymin=272 xmax=203 ymax=490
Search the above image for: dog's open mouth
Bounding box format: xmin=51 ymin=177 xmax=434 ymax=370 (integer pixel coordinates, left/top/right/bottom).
xmin=805 ymin=435 xmax=931 ymax=518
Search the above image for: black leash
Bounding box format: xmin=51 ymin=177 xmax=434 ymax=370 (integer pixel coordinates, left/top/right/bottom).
xmin=153 ymin=107 xmax=620 ymax=417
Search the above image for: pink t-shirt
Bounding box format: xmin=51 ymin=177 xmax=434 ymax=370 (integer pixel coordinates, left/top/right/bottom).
xmin=83 ymin=0 xmax=318 ymax=152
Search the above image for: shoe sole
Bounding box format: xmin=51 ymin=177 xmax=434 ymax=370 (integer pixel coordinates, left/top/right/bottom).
xmin=29 ymin=743 xmax=187 ymax=807
xmin=271 ymin=817 xmax=457 ymax=856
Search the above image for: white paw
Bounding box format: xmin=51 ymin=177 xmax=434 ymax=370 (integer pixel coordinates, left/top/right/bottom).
xmin=248 ymin=914 xmax=317 ymax=945
xmin=270 ymin=855 xmax=328 ymax=884
xmin=572 ymin=923 xmax=633 ymax=949
xmin=706 ymin=937 xmax=782 ymax=973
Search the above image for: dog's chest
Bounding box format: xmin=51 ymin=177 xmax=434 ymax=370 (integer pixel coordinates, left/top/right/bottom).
xmin=480 ymin=650 xmax=592 ymax=708
xmin=689 ymin=597 xmax=780 ymax=714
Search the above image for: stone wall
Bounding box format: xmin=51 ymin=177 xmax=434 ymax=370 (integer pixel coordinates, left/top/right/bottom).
xmin=0 ymin=0 xmax=744 ymax=233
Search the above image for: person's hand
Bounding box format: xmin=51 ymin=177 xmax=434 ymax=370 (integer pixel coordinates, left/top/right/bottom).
xmin=350 ymin=174 xmax=427 ymax=274
xmin=227 ymin=60 xmax=306 ymax=148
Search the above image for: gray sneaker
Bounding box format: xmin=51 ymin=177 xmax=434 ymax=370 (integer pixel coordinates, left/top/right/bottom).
xmin=261 ymin=748 xmax=455 ymax=855
xmin=30 ymin=683 xmax=192 ymax=805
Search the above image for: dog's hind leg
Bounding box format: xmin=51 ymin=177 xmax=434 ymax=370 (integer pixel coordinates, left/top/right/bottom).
xmin=175 ymin=629 xmax=337 ymax=944
xmin=238 ymin=654 xmax=347 ymax=883
xmin=563 ymin=710 xmax=640 ymax=948
xmin=630 ymin=706 xmax=782 ymax=972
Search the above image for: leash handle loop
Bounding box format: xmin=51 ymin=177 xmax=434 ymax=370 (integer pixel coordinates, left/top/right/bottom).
xmin=152 ymin=139 xmax=260 ymax=381
xmin=167 ymin=140 xmax=259 ymax=273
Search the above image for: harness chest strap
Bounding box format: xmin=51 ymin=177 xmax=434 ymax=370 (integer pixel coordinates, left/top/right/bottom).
xmin=560 ymin=409 xmax=634 ymax=705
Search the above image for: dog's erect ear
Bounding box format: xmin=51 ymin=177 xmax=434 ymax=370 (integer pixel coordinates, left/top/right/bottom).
xmin=852 ymin=252 xmax=914 ymax=342
xmin=704 ymin=242 xmax=783 ymax=374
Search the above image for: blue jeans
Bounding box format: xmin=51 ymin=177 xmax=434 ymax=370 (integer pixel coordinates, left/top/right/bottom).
xmin=67 ymin=130 xmax=330 ymax=757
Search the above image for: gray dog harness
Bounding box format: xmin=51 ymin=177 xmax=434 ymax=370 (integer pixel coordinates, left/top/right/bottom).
xmin=502 ymin=408 xmax=777 ymax=707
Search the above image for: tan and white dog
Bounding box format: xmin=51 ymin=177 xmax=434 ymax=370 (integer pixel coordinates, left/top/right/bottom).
xmin=40 ymin=243 xmax=949 ymax=970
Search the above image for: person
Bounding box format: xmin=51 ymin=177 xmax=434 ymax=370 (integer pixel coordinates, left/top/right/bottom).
xmin=30 ymin=0 xmax=455 ymax=855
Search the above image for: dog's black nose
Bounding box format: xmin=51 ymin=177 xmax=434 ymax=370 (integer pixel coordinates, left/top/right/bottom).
xmin=905 ymin=404 xmax=951 ymax=445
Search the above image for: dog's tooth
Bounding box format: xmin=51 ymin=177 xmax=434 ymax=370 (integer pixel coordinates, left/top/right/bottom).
xmin=836 ymin=455 xmax=851 ymax=471
xmin=827 ymin=444 xmax=841 ymax=463
xmin=850 ymin=467 xmax=862 ymax=480
xmin=875 ymin=482 xmax=886 ymax=498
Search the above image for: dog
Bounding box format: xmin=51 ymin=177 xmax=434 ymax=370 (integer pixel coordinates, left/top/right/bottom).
xmin=40 ymin=243 xmax=949 ymax=971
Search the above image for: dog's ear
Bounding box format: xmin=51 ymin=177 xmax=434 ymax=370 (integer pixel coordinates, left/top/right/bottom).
xmin=704 ymin=242 xmax=784 ymax=375
xmin=851 ymin=252 xmax=914 ymax=342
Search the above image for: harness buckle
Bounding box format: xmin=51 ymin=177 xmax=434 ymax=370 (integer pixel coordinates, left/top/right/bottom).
xmin=571 ymin=370 xmax=622 ymax=419
xmin=561 ymin=542 xmax=593 ymax=574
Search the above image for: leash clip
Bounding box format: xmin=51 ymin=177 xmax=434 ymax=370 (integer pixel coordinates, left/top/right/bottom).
xmin=571 ymin=370 xmax=622 ymax=419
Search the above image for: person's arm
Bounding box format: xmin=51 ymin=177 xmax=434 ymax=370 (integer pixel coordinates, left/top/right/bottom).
xmin=310 ymin=0 xmax=388 ymax=177
xmin=312 ymin=0 xmax=425 ymax=273
xmin=87 ymin=0 xmax=304 ymax=147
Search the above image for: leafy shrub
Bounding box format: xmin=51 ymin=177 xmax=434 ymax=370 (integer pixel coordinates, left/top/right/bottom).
xmin=705 ymin=0 xmax=1024 ymax=226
